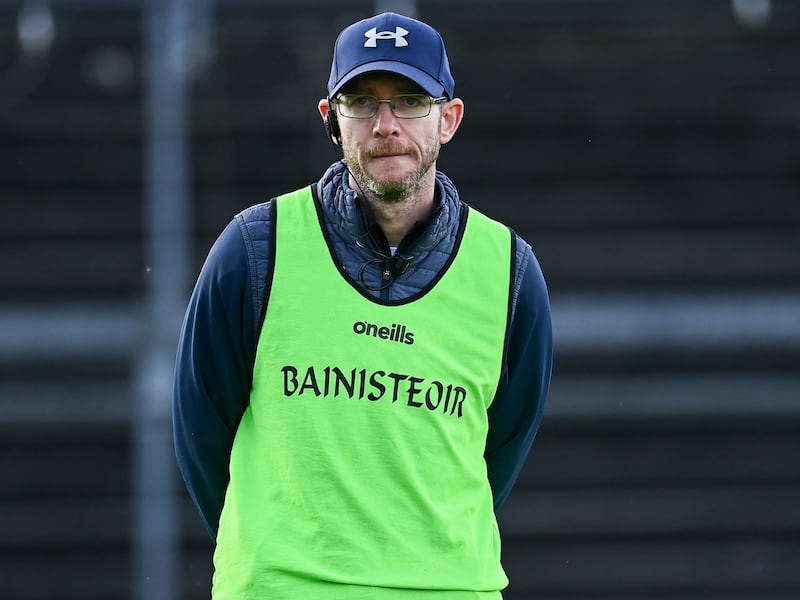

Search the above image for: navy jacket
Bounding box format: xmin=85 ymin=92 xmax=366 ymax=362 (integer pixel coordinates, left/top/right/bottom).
xmin=173 ymin=162 xmax=553 ymax=538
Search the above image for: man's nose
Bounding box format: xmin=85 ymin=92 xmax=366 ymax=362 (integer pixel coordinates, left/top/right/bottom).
xmin=372 ymin=101 xmax=400 ymax=135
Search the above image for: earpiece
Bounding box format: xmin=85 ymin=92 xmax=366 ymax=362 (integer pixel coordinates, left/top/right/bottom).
xmin=324 ymin=106 xmax=341 ymax=146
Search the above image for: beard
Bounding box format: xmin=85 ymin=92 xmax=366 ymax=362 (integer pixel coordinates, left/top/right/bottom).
xmin=342 ymin=124 xmax=441 ymax=203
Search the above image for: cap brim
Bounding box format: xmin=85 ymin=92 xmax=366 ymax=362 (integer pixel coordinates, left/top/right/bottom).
xmin=329 ymin=60 xmax=447 ymax=99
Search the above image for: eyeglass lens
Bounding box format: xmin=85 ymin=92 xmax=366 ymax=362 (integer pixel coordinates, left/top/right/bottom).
xmin=337 ymin=95 xmax=435 ymax=119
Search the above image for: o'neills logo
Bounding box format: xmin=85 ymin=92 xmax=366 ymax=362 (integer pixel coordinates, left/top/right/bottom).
xmin=353 ymin=320 xmax=414 ymax=345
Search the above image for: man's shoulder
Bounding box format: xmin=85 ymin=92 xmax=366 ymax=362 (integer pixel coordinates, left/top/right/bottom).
xmin=236 ymin=183 xmax=316 ymax=231
xmin=236 ymin=199 xmax=274 ymax=229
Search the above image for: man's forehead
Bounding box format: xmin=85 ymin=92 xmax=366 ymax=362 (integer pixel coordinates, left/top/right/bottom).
xmin=340 ymin=71 xmax=425 ymax=94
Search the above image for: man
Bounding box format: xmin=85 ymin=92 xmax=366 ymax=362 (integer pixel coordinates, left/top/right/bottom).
xmin=173 ymin=12 xmax=552 ymax=599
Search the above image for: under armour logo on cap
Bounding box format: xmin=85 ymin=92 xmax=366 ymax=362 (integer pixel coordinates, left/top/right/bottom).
xmin=327 ymin=12 xmax=455 ymax=99
xmin=364 ymin=26 xmax=409 ymax=48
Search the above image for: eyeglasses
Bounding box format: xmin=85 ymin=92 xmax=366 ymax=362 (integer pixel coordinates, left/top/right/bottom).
xmin=334 ymin=94 xmax=447 ymax=119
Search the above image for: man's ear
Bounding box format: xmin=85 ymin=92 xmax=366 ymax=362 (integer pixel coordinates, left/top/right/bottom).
xmin=318 ymin=98 xmax=341 ymax=145
xmin=439 ymin=98 xmax=464 ymax=145
xmin=318 ymin=98 xmax=331 ymax=120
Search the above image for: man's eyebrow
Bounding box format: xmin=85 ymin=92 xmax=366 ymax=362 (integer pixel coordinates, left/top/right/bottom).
xmin=340 ymin=80 xmax=425 ymax=96
xmin=345 ymin=91 xmax=425 ymax=99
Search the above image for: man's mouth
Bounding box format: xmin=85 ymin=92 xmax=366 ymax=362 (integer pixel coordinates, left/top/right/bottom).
xmin=369 ymin=145 xmax=407 ymax=159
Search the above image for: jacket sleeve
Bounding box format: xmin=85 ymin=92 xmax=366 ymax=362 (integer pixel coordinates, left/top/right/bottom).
xmin=172 ymin=217 xmax=258 ymax=539
xmin=485 ymin=237 xmax=553 ymax=508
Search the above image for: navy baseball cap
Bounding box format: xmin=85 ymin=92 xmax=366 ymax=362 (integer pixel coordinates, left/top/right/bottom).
xmin=327 ymin=12 xmax=455 ymax=99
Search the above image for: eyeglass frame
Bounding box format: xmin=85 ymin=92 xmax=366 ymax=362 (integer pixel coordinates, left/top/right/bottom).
xmin=332 ymin=93 xmax=448 ymax=120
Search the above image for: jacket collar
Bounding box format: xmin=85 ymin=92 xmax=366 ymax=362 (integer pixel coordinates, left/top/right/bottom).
xmin=316 ymin=161 xmax=461 ymax=258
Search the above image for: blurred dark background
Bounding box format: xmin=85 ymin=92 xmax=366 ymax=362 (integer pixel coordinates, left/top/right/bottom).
xmin=1 ymin=0 xmax=799 ymax=598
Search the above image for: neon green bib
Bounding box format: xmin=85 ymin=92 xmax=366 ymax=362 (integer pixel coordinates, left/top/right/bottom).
xmin=213 ymin=187 xmax=512 ymax=599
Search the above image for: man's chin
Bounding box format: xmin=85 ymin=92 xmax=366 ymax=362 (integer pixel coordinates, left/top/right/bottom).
xmin=365 ymin=180 xmax=410 ymax=202
xmin=362 ymin=170 xmax=416 ymax=199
